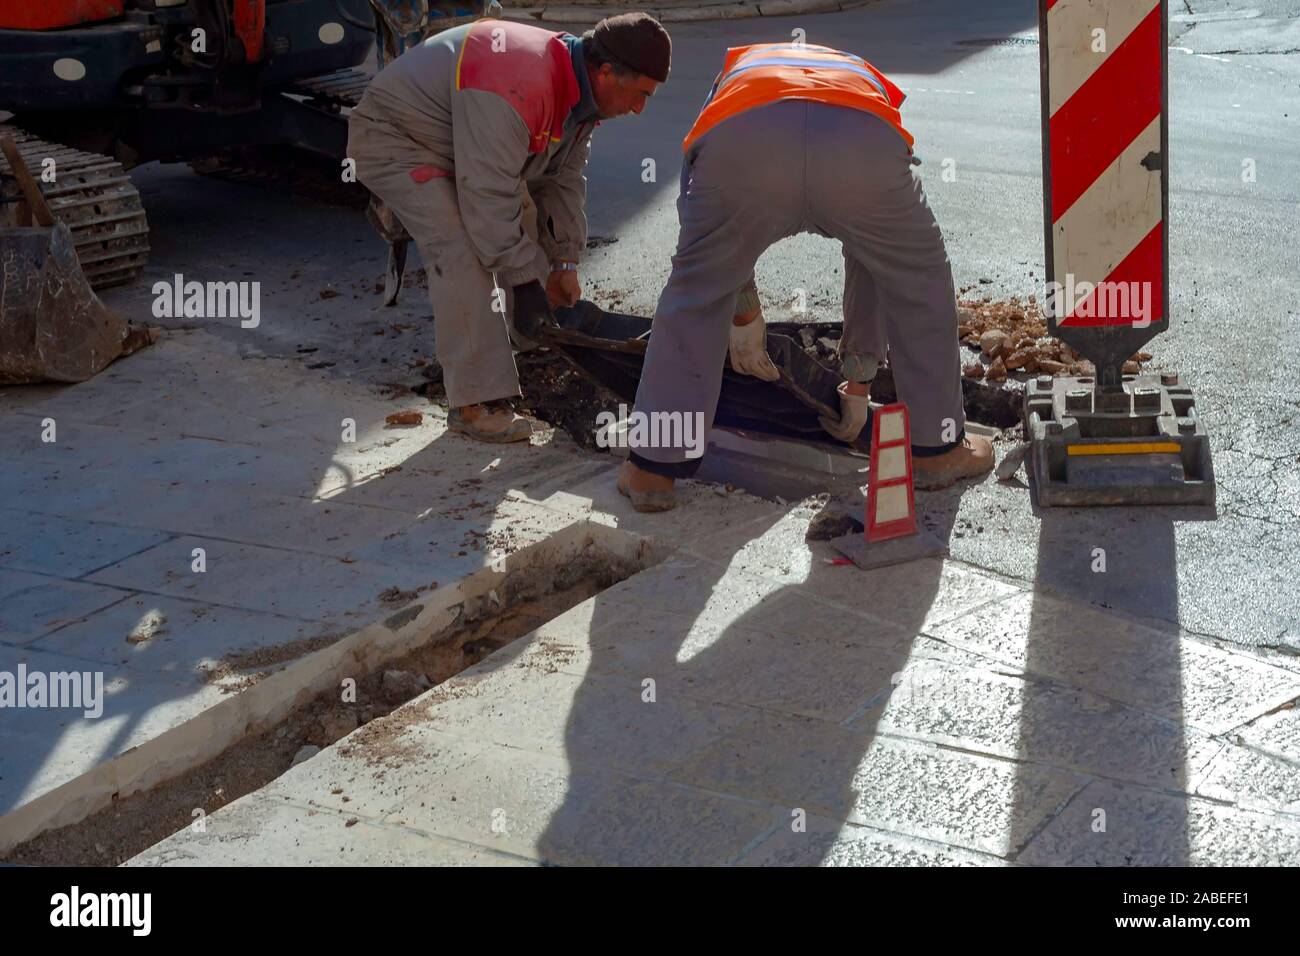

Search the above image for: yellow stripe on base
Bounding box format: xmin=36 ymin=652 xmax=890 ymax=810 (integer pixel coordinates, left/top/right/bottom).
xmin=1067 ymin=442 xmax=1181 ymax=456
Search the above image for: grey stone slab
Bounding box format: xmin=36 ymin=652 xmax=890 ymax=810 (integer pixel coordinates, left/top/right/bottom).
xmin=515 ymin=582 xmax=911 ymax=683
xmin=381 ymin=744 xmax=781 ymax=866
xmin=1194 ymin=741 xmax=1300 ymax=815
xmin=589 ymin=556 xmax=789 ymax=630
xmin=330 ymin=447 xmax=590 ymax=516
xmin=851 ymin=656 xmax=1223 ymax=791
xmin=128 ymin=793 xmax=536 ymax=866
xmin=15 ymin=479 xmax=416 ymax=559
xmin=692 ymin=512 xmax=1021 ymax=631
xmin=561 ymin=470 xmax=786 ymax=549
xmin=1236 ymin=706 xmax=1300 ymax=763
xmin=669 ymin=712 xmax=1084 ymax=857
xmin=417 ymin=653 xmax=754 ymax=776
xmin=84 ymin=535 xmax=436 ymax=622
xmin=1019 ymin=779 xmax=1300 ymax=866
xmin=0 ymin=579 xmax=132 ymax=644
xmin=666 ymin=711 xmax=894 ymax=819
xmin=739 ymin=814 xmax=1009 ymax=867
xmin=260 ymin=725 xmax=490 ymax=820
xmin=30 ymin=593 xmax=346 ymax=677
xmin=0 ymin=569 xmax=59 ymax=602
xmin=6 ymin=394 xmax=378 ymax=505
xmin=0 ymin=642 xmax=234 ymax=813
xmin=927 ymin=591 xmax=1300 ymax=735
xmin=345 ymin=494 xmax=578 ymax=571
xmin=0 ymin=368 xmax=179 ymax=427
xmin=0 ymin=510 xmax=172 ymax=578
xmin=839 ymin=734 xmax=1085 ymax=857
xmin=571 ymin=611 xmax=909 ymax=723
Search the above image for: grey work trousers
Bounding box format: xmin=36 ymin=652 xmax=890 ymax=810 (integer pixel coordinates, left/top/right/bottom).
xmin=632 ymin=100 xmax=965 ymax=474
xmin=347 ymin=109 xmax=549 ymax=408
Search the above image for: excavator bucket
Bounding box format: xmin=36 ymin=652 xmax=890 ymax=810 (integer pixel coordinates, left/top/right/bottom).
xmin=0 ymin=219 xmax=131 ymax=384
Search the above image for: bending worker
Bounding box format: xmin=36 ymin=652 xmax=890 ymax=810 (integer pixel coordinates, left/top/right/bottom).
xmin=349 ymin=13 xmax=671 ymax=443
xmin=618 ymin=41 xmax=993 ymax=512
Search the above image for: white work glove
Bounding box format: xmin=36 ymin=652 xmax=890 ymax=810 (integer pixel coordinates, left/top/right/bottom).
xmin=728 ymin=312 xmax=781 ymax=381
xmin=818 ymin=382 xmax=871 ymax=442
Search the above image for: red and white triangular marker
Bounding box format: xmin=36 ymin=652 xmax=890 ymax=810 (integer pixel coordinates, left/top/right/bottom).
xmin=865 ymin=402 xmax=917 ymax=542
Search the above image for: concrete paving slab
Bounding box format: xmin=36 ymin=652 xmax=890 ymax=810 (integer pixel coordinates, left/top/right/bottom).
xmin=0 ymin=641 xmax=244 ymax=813
xmin=84 ymin=535 xmax=436 ymax=623
xmin=572 ymin=611 xmax=907 ymax=723
xmin=261 ymin=725 xmax=490 ymax=821
xmin=668 ymin=712 xmax=1084 ymax=857
xmin=1193 ymin=741 xmax=1300 ymax=816
xmin=927 ymin=591 xmax=1300 ymax=735
xmin=0 ymin=579 xmax=133 ymax=644
xmin=853 ymin=657 xmax=1225 ymax=791
xmin=409 ymin=642 xmax=756 ymax=775
xmin=738 ymin=815 xmax=1011 ymax=867
xmin=665 ymin=711 xmax=890 ymax=820
xmin=0 ymin=510 xmax=172 ymax=578
xmin=29 ymin=593 xmax=345 ymax=678
xmin=839 ymin=735 xmax=1086 ymax=858
xmin=127 ymin=793 xmax=537 ymax=867
xmin=687 ymin=509 xmax=1024 ymax=628
xmin=1018 ymin=779 xmax=1300 ymax=866
xmin=0 ymin=570 xmax=59 ymax=602
xmin=379 ymin=745 xmax=783 ymax=866
xmin=1235 ymin=706 xmax=1300 ymax=763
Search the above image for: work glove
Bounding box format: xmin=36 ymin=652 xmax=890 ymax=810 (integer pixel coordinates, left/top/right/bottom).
xmin=511 ymin=280 xmax=554 ymax=342
xmin=818 ymin=382 xmax=872 ymax=443
xmin=728 ymin=311 xmax=781 ymax=381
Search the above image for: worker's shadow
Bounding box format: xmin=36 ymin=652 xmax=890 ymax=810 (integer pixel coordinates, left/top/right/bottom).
xmin=530 ymin=485 xmax=1050 ymax=866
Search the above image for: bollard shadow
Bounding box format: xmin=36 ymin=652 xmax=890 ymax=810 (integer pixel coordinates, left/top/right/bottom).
xmin=1012 ymin=494 xmax=1217 ymax=866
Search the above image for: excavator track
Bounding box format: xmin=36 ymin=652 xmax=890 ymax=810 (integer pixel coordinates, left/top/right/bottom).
xmin=187 ymin=69 xmax=372 ymax=209
xmin=0 ymin=123 xmax=150 ymax=289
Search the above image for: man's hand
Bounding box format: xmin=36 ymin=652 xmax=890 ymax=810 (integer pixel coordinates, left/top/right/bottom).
xmin=545 ymin=267 xmax=581 ymax=310
xmin=818 ymin=381 xmax=872 ymax=442
xmin=728 ymin=306 xmax=781 ymax=381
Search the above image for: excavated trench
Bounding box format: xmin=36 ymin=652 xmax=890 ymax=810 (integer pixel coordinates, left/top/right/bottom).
xmin=3 ymin=537 xmax=652 ymax=866
xmin=501 ymin=319 xmax=1026 ymax=456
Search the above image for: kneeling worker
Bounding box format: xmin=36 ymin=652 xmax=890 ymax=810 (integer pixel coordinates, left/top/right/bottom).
xmin=619 ymin=41 xmax=993 ymax=511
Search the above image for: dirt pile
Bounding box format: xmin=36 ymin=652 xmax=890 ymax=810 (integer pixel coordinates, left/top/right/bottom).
xmin=954 ymin=294 xmax=1152 ymax=382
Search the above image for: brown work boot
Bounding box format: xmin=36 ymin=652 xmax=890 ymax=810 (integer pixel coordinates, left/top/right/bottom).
xmin=912 ymin=435 xmax=994 ymax=490
xmin=447 ymin=400 xmax=533 ymax=444
xmin=617 ymin=460 xmax=676 ymax=513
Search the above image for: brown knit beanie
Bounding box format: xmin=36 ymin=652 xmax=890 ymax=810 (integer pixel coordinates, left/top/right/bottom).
xmin=590 ymin=13 xmax=671 ymax=83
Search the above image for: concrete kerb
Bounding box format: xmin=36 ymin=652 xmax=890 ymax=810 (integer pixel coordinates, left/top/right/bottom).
xmin=511 ymin=0 xmax=876 ymax=25
xmin=0 ymin=518 xmax=662 ymax=855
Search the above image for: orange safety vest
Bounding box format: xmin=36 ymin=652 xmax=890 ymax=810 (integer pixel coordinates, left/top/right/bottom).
xmin=682 ymin=43 xmax=913 ymax=154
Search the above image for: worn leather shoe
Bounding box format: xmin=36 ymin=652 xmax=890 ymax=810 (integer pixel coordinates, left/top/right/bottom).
xmin=912 ymin=435 xmax=994 ymax=489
